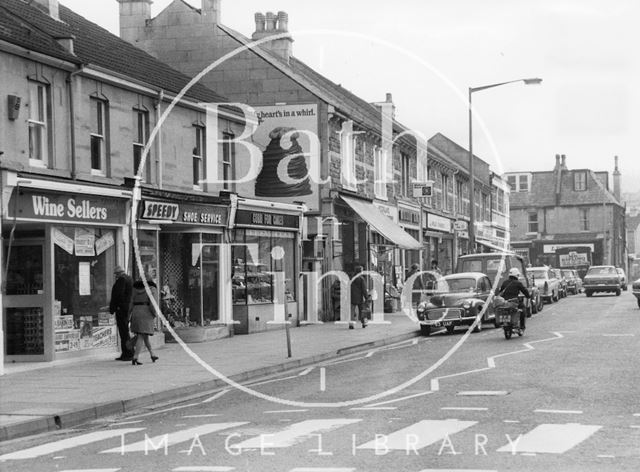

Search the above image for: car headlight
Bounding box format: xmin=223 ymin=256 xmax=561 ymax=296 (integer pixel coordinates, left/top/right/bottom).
xmin=462 ymin=301 xmax=472 ymax=310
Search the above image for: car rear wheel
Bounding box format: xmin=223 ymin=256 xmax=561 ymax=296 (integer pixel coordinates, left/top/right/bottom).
xmin=537 ymin=296 xmax=544 ymax=312
xmin=616 ymin=289 xmax=621 ymax=296
xmin=531 ymin=298 xmax=538 ymax=314
xmin=637 ymin=298 xmax=640 ymax=309
xmin=586 ymin=290 xmax=592 ymax=297
xmin=552 ymin=290 xmax=559 ymax=302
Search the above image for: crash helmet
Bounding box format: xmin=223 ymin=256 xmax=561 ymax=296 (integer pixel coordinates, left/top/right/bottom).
xmin=508 ymin=268 xmax=521 ymax=278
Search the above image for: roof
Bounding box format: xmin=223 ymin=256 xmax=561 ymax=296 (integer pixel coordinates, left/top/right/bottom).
xmin=508 ymin=167 xmax=621 ymax=208
xmin=0 ymin=0 xmax=226 ymax=103
xmin=217 ymin=23 xmax=416 ymax=146
xmin=428 ymin=133 xmax=491 ymax=185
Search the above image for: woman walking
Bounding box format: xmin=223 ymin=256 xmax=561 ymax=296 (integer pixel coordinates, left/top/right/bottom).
xmin=129 ymin=278 xmax=159 ymax=365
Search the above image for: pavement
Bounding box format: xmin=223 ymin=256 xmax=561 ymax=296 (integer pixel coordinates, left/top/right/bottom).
xmin=0 ymin=312 xmax=419 ymax=442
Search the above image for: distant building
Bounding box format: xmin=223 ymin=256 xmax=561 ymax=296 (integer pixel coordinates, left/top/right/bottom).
xmin=507 ymin=154 xmax=626 ymax=272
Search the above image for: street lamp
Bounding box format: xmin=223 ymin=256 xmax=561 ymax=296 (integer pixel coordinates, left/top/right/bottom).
xmin=468 ymin=77 xmax=542 ymax=253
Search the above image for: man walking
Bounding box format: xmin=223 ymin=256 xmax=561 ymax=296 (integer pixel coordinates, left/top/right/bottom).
xmin=350 ymin=265 xmax=369 ymax=329
xmin=110 ymin=265 xmax=133 ymax=361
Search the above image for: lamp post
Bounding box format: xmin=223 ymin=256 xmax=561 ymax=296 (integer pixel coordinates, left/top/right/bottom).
xmin=468 ymin=77 xmax=542 ymax=253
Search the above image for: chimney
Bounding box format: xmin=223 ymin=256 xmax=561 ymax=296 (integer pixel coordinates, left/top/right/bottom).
xmin=372 ymin=92 xmax=396 ymax=120
xmin=117 ymin=0 xmax=152 ymax=44
xmin=201 ymin=0 xmax=221 ymax=24
xmin=554 ymin=154 xmax=560 ymax=170
xmin=31 ymin=0 xmax=60 ymax=20
xmin=252 ymin=11 xmax=294 ymax=64
xmin=560 ymin=154 xmax=567 ymax=170
xmin=613 ymin=155 xmax=621 ymax=201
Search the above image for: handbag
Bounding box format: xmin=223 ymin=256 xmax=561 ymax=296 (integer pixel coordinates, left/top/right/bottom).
xmin=125 ymin=333 xmax=138 ymax=351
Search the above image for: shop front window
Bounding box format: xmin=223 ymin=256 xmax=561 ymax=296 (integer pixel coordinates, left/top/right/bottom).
xmin=232 ymin=229 xmax=296 ymax=305
xmin=53 ymin=226 xmax=117 ymax=353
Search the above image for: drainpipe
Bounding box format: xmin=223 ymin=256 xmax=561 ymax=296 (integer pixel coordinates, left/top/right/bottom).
xmin=66 ymin=65 xmax=84 ymax=179
xmin=155 ymin=89 xmax=164 ymax=188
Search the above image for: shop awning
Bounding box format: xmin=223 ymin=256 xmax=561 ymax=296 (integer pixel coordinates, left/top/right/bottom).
xmin=476 ymin=238 xmax=511 ymax=252
xmin=340 ymin=195 xmax=422 ymax=250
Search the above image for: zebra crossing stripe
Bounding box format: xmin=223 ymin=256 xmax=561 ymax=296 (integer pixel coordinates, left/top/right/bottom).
xmin=57 ymin=470 xmax=121 ymax=472
xmin=417 ymin=469 xmax=497 ymax=471
xmin=100 ymin=423 xmax=247 ymax=454
xmin=0 ymin=429 xmax=144 ymax=461
xmin=173 ymin=467 xmax=234 ymax=471
xmin=289 ymin=468 xmax=355 ymax=472
xmin=232 ymin=419 xmax=361 ymax=449
xmin=358 ymin=419 xmax=477 ymax=451
xmin=497 ymin=423 xmax=602 ymax=454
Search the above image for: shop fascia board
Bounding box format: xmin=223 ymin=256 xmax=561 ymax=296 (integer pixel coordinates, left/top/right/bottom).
xmin=236 ymin=197 xmax=307 ymax=214
xmin=7 ymin=172 xmax=132 ymax=199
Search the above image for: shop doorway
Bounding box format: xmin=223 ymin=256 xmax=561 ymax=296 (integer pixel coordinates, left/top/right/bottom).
xmin=3 ymin=240 xmax=48 ymax=361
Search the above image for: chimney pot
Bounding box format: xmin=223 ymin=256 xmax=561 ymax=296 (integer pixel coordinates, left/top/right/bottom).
xmin=386 ymin=92 xmax=393 ymax=103
xmin=561 ymin=154 xmax=567 ymax=169
xmin=277 ymin=11 xmax=289 ymax=32
xmin=254 ymin=12 xmax=265 ymax=32
xmin=265 ymin=12 xmax=277 ymax=31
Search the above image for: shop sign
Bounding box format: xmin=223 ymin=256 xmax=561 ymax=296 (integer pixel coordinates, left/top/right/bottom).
xmin=140 ymin=200 xmax=228 ymax=226
xmin=374 ymin=202 xmax=398 ymax=222
xmin=9 ymin=189 xmax=126 ymax=224
xmin=235 ymin=209 xmax=299 ymax=230
xmin=453 ymin=220 xmax=468 ymax=231
xmin=426 ymin=213 xmax=452 ymax=232
xmin=543 ymin=243 xmax=595 ymax=254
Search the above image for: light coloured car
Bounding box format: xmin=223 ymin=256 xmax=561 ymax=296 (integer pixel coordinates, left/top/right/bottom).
xmin=528 ymin=266 xmax=561 ymax=303
xmin=616 ymin=268 xmax=627 ymax=291
xmin=562 ymin=269 xmax=582 ymax=295
xmin=551 ymin=268 xmax=568 ymax=298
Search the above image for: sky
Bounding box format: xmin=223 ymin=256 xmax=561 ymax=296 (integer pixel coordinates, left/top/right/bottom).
xmin=59 ymin=0 xmax=640 ymax=194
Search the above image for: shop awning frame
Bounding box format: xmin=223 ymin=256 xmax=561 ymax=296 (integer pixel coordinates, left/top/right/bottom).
xmin=340 ymin=195 xmax=422 ymax=250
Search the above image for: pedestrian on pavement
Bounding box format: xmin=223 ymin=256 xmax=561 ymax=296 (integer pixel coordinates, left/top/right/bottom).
xmin=406 ymin=263 xmax=425 ymax=307
xmin=350 ymin=265 xmax=369 ymax=329
xmin=331 ymin=279 xmax=342 ymax=321
xmin=110 ymin=265 xmax=133 ymax=361
xmin=431 ymin=260 xmax=442 ymax=275
xmin=129 ymin=278 xmax=159 ymax=365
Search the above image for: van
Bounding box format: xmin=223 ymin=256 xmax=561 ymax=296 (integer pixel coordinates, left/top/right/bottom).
xmin=456 ymin=252 xmax=542 ymax=315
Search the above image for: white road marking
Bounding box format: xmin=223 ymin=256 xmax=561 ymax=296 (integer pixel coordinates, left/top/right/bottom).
xmin=247 ymin=375 xmax=301 ymax=387
xmin=183 ymin=414 xmax=221 ymax=418
xmin=503 ymin=420 xmax=520 ymax=423
xmin=127 ymin=403 xmax=202 ymax=419
xmin=417 ymin=470 xmax=497 ymax=472
xmin=497 ymin=423 xmax=602 ymax=454
xmin=320 ymin=367 xmax=326 ymax=392
xmin=173 ymin=468 xmax=235 ymax=471
xmin=100 ymin=423 xmax=246 ymax=454
xmin=534 ymin=409 xmax=583 ymax=415
xmin=58 ymin=470 xmax=121 ymax=472
xmin=457 ymin=391 xmax=509 ymax=396
xmin=264 ymin=410 xmax=309 ymax=414
xmin=0 ymin=429 xmax=145 ymax=460
xmin=232 ymin=419 xmax=360 ymax=449
xmin=358 ymin=419 xmax=477 ymax=451
xmin=201 ymin=389 xmax=230 ymax=403
xmin=631 ymin=425 xmax=640 ymax=428
xmin=597 ymin=455 xmax=615 ymax=458
xmin=290 ymin=468 xmax=355 ymax=472
xmin=53 ymin=456 xmax=65 ymax=459
xmin=109 ymin=420 xmax=144 ymax=426
xmin=366 ymin=390 xmax=433 ymax=407
xmin=350 ymin=407 xmax=397 ymax=411
xmin=633 ymin=413 xmax=640 ymax=417
xmin=172 ymin=465 xmax=235 ymax=472
xmin=602 ymin=334 xmax=634 ymax=337
xmin=521 ymin=453 xmax=537 ymax=456
xmin=299 ymin=367 xmax=315 ymax=376
xmin=441 ymin=407 xmax=488 ymax=411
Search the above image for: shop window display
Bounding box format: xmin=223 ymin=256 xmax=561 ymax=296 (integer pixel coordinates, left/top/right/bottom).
xmin=53 ymin=226 xmax=117 ymax=353
xmin=232 ymin=229 xmax=296 ymax=305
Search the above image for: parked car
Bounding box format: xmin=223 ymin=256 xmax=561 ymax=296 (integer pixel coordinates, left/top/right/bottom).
xmin=562 ymin=269 xmax=582 ymax=295
xmin=583 ymin=265 xmax=621 ymax=297
xmin=456 ymin=252 xmax=541 ymax=315
xmin=528 ymin=266 xmax=561 ymax=303
xmin=552 ymin=268 xmax=568 ymax=298
xmin=632 ymin=278 xmax=640 ymax=308
xmin=616 ymin=268 xmax=627 ymax=291
xmin=416 ymin=272 xmax=497 ymax=336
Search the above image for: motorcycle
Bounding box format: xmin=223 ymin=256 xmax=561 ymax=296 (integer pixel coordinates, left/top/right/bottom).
xmin=494 ymin=296 xmax=524 ymax=340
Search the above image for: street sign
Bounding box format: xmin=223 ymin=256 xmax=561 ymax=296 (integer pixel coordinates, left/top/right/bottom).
xmin=412 ymin=181 xmax=434 ymax=198
xmin=453 ymin=220 xmax=468 ymax=231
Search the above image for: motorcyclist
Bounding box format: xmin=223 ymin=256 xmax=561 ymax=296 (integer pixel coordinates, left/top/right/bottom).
xmin=498 ymin=268 xmax=530 ymax=330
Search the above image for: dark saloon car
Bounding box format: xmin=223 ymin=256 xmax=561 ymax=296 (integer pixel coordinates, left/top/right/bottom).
xmin=561 ymin=269 xmax=582 ymax=295
xmin=416 ymin=272 xmax=497 ymax=336
xmin=583 ymin=265 xmax=621 ymax=297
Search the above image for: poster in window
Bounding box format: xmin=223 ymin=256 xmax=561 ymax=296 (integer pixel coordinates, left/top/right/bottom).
xmin=78 ymin=261 xmax=91 ymax=296
xmin=53 ymin=228 xmax=74 ymax=254
xmin=74 ymin=228 xmax=95 ymax=256
xmin=79 ymin=316 xmax=94 ymax=349
xmin=95 ymin=232 xmax=114 ymax=256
